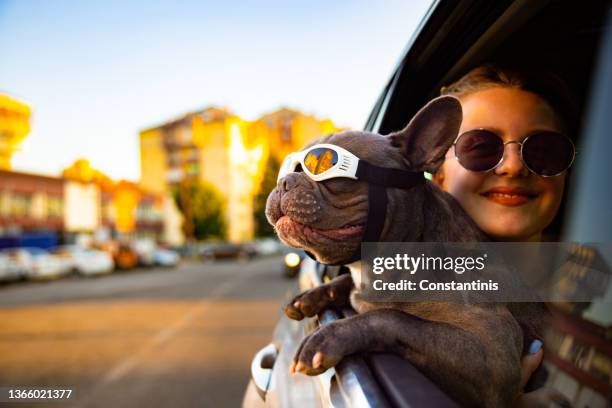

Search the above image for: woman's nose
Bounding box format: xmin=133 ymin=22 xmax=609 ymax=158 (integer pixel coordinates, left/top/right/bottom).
xmin=493 ymin=142 xmax=530 ymax=177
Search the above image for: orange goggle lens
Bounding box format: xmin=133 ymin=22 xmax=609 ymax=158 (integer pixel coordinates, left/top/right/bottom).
xmin=304 ymin=148 xmax=338 ymax=175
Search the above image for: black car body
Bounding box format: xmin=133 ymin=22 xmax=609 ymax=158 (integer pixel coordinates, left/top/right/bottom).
xmin=246 ymin=1 xmax=612 ymax=406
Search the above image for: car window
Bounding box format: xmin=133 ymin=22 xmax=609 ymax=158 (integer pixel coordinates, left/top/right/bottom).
xmin=561 ymin=19 xmax=612 ymax=328
xmin=327 ymin=1 xmax=612 ymax=406
xmin=369 ymin=0 xmax=609 ymax=137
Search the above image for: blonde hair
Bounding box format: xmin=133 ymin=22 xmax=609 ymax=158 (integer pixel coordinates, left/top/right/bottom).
xmin=441 ymin=64 xmax=577 ymax=136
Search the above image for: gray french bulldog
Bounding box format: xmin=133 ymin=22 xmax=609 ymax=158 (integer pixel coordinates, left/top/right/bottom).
xmin=265 ymin=96 xmax=547 ymax=408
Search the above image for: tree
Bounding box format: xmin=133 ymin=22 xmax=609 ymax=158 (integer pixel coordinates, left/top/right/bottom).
xmin=254 ymin=155 xmax=281 ymax=237
xmin=173 ymin=180 xmax=227 ymax=241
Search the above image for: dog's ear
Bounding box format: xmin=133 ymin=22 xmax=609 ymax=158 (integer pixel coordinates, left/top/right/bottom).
xmin=389 ymin=96 xmax=462 ymax=173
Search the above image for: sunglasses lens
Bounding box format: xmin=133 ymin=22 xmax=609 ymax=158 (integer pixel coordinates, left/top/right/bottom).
xmin=455 ymin=130 xmax=504 ymax=172
xmin=304 ymin=148 xmax=338 ymax=175
xmin=523 ymin=132 xmax=575 ymax=176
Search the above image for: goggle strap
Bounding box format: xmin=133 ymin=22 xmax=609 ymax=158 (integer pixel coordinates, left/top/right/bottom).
xmin=363 ymin=183 xmax=388 ymax=243
xmin=356 ymin=161 xmax=424 ymax=188
xmin=340 ymin=183 xmax=389 ymax=266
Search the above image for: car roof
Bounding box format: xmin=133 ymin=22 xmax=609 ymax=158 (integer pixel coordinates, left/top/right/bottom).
xmin=366 ymin=0 xmax=609 ymax=136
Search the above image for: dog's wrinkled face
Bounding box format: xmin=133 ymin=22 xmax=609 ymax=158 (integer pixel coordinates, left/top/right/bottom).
xmin=266 ymin=132 xmax=395 ymax=264
xmin=265 ymin=96 xmax=463 ymax=265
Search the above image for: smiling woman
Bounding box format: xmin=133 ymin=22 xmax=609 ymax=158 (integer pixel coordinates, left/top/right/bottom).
xmin=433 ymin=65 xmax=577 ymax=242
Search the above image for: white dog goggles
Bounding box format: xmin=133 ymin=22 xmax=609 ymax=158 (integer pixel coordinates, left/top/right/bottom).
xmin=278 ymin=143 xmax=423 ymax=188
xmin=277 ymin=143 xmax=424 ymax=265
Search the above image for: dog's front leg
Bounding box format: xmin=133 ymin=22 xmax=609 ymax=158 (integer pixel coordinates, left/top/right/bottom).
xmin=292 ymin=308 xmax=521 ymax=408
xmin=284 ymin=274 xmax=353 ymax=320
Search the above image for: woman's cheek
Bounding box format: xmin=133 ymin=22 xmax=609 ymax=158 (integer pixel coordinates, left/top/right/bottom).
xmin=441 ymin=163 xmax=489 ymax=223
xmin=537 ymin=176 xmax=566 ymax=227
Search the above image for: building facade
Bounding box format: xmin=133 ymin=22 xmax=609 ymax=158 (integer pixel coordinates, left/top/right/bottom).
xmin=139 ymin=106 xmax=343 ymax=244
xmin=0 ymin=170 xmax=64 ymax=235
xmin=0 ymin=168 xmax=163 ymax=244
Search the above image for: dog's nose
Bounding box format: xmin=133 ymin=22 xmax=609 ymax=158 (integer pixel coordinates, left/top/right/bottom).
xmin=279 ymin=173 xmax=302 ymax=192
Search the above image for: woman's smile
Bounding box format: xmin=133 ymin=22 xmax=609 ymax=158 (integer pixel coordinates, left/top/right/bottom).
xmin=480 ymin=186 xmax=539 ymax=206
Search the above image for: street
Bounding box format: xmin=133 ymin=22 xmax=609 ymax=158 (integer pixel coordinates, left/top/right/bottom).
xmin=0 ymin=255 xmax=295 ymax=407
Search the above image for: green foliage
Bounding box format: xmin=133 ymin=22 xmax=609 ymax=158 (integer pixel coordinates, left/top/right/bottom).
xmin=173 ymin=180 xmax=227 ymax=241
xmin=254 ymin=155 xmax=280 ymax=237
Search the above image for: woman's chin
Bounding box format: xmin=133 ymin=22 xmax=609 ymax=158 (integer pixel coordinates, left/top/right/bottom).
xmin=481 ymin=220 xmax=544 ymax=242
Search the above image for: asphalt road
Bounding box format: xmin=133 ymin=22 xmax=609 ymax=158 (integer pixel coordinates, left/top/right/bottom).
xmin=0 ymin=256 xmax=296 ymax=408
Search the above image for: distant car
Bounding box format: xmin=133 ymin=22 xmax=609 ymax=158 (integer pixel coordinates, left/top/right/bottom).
xmin=200 ymin=242 xmax=257 ymax=261
xmin=253 ymin=238 xmax=282 ymax=256
xmin=282 ymin=248 xmax=305 ymax=278
xmin=4 ymin=247 xmax=69 ymax=280
xmin=50 ymin=245 xmax=114 ymax=276
xmin=133 ymin=239 xmax=157 ymax=266
xmin=0 ymin=251 xmax=24 ymax=282
xmin=114 ymin=243 xmax=139 ymax=270
xmin=154 ymin=248 xmax=180 ymax=267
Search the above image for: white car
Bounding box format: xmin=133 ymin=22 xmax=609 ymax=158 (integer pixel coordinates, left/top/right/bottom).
xmin=154 ymin=248 xmax=180 ymax=267
xmin=51 ymin=245 xmax=114 ymax=276
xmin=6 ymin=247 xmax=69 ymax=280
xmin=133 ymin=239 xmax=156 ymax=266
xmin=0 ymin=251 xmax=25 ymax=282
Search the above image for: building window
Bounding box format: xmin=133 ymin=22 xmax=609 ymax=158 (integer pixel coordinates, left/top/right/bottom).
xmin=10 ymin=193 xmax=32 ymax=217
xmin=136 ymin=202 xmax=162 ymax=222
xmin=47 ymin=196 xmax=63 ymax=218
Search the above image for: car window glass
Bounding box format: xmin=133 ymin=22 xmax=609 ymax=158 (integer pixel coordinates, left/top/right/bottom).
xmin=562 ymin=18 xmax=612 ymax=327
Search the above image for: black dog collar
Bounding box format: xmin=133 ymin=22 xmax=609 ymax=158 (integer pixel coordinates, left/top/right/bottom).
xmin=355 ymin=161 xmax=424 ymax=189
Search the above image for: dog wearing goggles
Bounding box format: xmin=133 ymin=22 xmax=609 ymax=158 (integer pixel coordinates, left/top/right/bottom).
xmin=265 ymin=96 xmax=547 ymax=408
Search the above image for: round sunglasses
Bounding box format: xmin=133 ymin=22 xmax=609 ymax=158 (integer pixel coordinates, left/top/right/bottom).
xmin=453 ymin=129 xmax=576 ymax=177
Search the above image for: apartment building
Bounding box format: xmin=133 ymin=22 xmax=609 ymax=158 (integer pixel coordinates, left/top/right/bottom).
xmin=139 ymin=106 xmax=343 ymax=243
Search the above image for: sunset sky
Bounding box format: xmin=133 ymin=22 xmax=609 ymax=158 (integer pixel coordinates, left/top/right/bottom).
xmin=0 ymin=0 xmax=431 ymax=180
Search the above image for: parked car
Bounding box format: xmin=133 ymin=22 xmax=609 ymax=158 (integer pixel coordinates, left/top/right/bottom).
xmin=154 ymin=247 xmax=181 ymax=267
xmin=200 ymin=242 xmax=257 ymax=261
xmin=3 ymin=247 xmax=70 ymax=280
xmin=253 ymin=238 xmax=283 ymax=257
xmin=133 ymin=239 xmax=157 ymax=266
xmin=105 ymin=242 xmax=139 ymax=270
xmin=117 ymin=244 xmax=138 ymax=269
xmin=50 ymin=245 xmax=114 ymax=276
xmin=245 ymin=1 xmax=612 ymax=406
xmin=0 ymin=251 xmax=25 ymax=282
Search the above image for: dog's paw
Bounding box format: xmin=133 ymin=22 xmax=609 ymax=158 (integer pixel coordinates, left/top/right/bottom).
xmin=284 ymin=286 xmax=338 ymax=320
xmin=290 ymin=322 xmax=348 ymax=375
xmin=284 ymin=274 xmax=354 ymax=320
